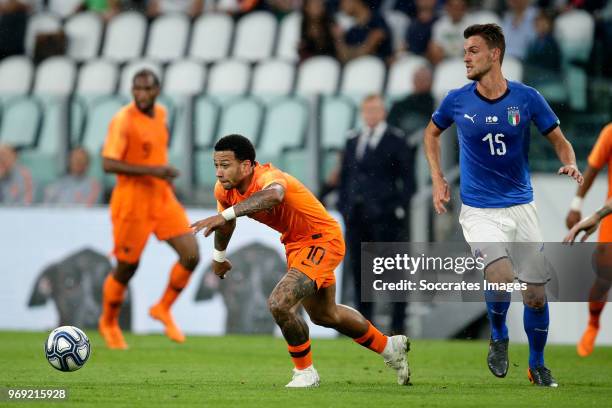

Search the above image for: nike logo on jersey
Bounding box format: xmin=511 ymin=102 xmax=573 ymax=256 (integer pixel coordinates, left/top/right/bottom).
xmin=464 ymin=113 xmax=476 ymax=123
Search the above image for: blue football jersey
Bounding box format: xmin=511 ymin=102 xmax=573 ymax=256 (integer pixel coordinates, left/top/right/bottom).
xmin=432 ymin=80 xmax=559 ymax=208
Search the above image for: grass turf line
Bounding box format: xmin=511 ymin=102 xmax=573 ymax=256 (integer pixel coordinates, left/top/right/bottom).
xmin=0 ymin=331 xmax=610 ymax=407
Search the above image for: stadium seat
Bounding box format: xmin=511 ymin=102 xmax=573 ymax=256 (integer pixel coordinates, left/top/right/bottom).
xmin=20 ymin=97 xmax=69 ymax=187
xmin=232 ymin=12 xmax=277 ymax=62
xmin=119 ymin=60 xmax=163 ymax=96
xmin=259 ymin=97 xmax=309 ymax=165
xmin=164 ymin=60 xmax=206 ymax=96
xmin=33 ymin=57 xmax=76 ymax=96
xmin=432 ymin=58 xmax=470 ymax=102
xmin=386 ymin=55 xmax=429 ymax=97
xmin=470 ymin=10 xmax=502 ymax=26
xmin=146 ymin=13 xmax=190 ymax=62
xmin=276 ymin=11 xmax=302 ymax=61
xmin=195 ymin=97 xmax=264 ymax=188
xmin=0 ymin=96 xmax=43 ymax=147
xmin=554 ymin=9 xmax=595 ymax=110
xmin=25 ymin=12 xmax=62 ymax=57
xmin=340 ymin=56 xmax=386 ymax=102
xmin=76 ymin=60 xmax=119 ymax=96
xmin=189 ymin=13 xmax=234 ymax=62
xmin=295 ymin=56 xmax=340 ymax=95
xmin=321 ymin=95 xmax=357 ymax=180
xmin=46 ymin=0 xmax=84 ymax=18
xmin=194 ymin=96 xmax=220 ymax=149
xmin=80 ymin=95 xmax=129 ymax=181
xmin=64 ymin=12 xmax=103 ymax=61
xmin=0 ymin=56 xmax=33 ymax=97
xmin=383 ymin=10 xmax=410 ymax=53
xmin=501 ymin=56 xmax=523 ymax=82
xmin=207 ymin=60 xmax=251 ymax=99
xmin=251 ymin=60 xmax=295 ymax=98
xmin=102 ymin=11 xmax=147 ymax=62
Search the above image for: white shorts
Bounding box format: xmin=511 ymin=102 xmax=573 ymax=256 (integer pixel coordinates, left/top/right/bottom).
xmin=459 ymin=202 xmax=550 ymax=284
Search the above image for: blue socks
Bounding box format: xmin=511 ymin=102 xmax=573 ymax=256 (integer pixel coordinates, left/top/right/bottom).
xmin=485 ymin=290 xmax=511 ymax=341
xmin=523 ymin=303 xmax=549 ymax=369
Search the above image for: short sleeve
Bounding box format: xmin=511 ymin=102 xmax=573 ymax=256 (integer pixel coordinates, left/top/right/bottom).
xmin=528 ymin=88 xmax=559 ymax=135
xmin=214 ymin=182 xmax=229 ymax=211
xmin=102 ymin=114 xmax=128 ymax=160
xmin=258 ymin=169 xmax=288 ymax=190
xmin=588 ymin=125 xmax=612 ymax=170
xmin=431 ymin=91 xmax=455 ymax=130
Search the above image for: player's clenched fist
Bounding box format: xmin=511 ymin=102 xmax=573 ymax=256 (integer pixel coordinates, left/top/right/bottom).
xmin=212 ymin=259 xmax=232 ymax=279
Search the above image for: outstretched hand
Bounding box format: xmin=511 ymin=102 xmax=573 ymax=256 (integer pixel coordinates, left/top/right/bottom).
xmin=190 ymin=214 xmax=227 ymax=237
xmin=558 ymin=164 xmax=584 ymax=185
xmin=563 ymin=214 xmax=600 ymax=244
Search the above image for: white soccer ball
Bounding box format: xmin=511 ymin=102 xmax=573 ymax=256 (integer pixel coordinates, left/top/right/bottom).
xmin=45 ymin=326 xmax=91 ymax=372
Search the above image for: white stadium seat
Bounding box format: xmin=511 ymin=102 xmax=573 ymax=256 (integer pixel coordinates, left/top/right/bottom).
xmin=296 ymin=56 xmax=340 ymax=95
xmin=64 ymin=12 xmax=103 ymax=60
xmin=102 ymin=11 xmax=147 ymax=62
xmin=189 ymin=13 xmax=234 ymax=62
xmin=25 ymin=12 xmax=62 ymax=57
xmin=164 ymin=60 xmax=207 ymax=96
xmin=276 ymin=11 xmax=302 ymax=61
xmin=146 ymin=13 xmax=190 ymax=62
xmin=0 ymin=56 xmax=34 ymax=95
xmin=386 ymin=55 xmax=429 ymax=97
xmin=340 ymin=56 xmax=386 ymax=100
xmin=433 ymin=58 xmax=470 ymax=102
xmin=207 ymin=60 xmax=251 ymax=97
xmin=33 ymin=57 xmax=76 ymax=96
xmin=251 ymin=60 xmax=295 ymax=97
xmin=76 ymin=60 xmax=119 ymax=95
xmin=232 ymin=12 xmax=277 ymax=62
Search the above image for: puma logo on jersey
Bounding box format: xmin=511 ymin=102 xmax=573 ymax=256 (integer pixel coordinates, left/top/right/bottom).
xmin=464 ymin=113 xmax=476 ymax=123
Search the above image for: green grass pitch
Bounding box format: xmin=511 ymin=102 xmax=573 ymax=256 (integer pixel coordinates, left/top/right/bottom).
xmin=1 ymin=331 xmax=610 ymax=407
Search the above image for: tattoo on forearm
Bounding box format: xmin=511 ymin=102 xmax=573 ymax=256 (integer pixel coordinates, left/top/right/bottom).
xmin=596 ymin=206 xmax=612 ymax=220
xmin=233 ymin=186 xmax=284 ymax=217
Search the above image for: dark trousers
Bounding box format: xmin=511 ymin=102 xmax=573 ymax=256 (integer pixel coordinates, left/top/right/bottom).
xmin=345 ymin=204 xmax=408 ymax=334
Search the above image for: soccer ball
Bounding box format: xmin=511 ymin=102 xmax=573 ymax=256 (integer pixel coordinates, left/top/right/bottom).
xmin=45 ymin=326 xmax=91 ymax=372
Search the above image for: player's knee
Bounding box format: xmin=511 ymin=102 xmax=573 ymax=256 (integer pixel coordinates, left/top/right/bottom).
xmin=524 ymin=295 xmax=546 ymax=309
xmin=114 ymin=262 xmax=138 ymax=284
xmin=267 ymin=296 xmax=290 ymax=321
xmin=180 ymin=252 xmax=199 ymax=271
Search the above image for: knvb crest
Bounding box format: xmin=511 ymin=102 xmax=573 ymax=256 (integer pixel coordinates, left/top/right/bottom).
xmin=507 ymin=106 xmax=520 ymax=126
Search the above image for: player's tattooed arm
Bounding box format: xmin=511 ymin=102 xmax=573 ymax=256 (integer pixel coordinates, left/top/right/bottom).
xmin=233 ymin=183 xmax=286 ymax=217
xmin=596 ymin=205 xmax=612 ymax=221
xmin=214 ymin=219 xmax=235 ymax=251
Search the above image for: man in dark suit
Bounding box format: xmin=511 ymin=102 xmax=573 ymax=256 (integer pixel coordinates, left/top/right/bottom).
xmin=337 ymin=94 xmax=416 ymax=334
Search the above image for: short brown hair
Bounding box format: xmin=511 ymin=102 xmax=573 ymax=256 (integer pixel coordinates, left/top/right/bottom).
xmin=464 ymin=23 xmax=506 ymax=64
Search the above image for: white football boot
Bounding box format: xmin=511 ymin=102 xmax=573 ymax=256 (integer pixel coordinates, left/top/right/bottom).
xmin=382 ymin=335 xmax=411 ymax=385
xmin=285 ymin=366 xmax=320 ymax=388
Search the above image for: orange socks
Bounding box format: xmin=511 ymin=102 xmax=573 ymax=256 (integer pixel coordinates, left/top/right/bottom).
xmin=288 ymin=340 xmax=313 ymax=370
xmin=353 ymin=322 xmax=389 ymax=354
xmin=158 ymin=263 xmax=192 ymax=309
xmin=101 ymin=274 xmax=126 ymax=324
xmin=588 ymin=301 xmax=606 ymax=329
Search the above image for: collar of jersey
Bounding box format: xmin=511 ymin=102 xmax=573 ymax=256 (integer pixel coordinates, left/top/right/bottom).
xmin=472 ymin=82 xmax=511 ymax=104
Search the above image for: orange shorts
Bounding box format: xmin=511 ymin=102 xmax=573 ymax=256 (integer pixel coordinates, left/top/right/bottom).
xmin=286 ymin=237 xmax=346 ymax=289
xmin=111 ymin=198 xmax=191 ymax=264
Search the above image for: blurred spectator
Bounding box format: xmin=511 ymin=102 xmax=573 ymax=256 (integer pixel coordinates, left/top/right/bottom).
xmin=43 ymin=147 xmax=102 ymax=207
xmin=267 ymin=0 xmax=302 ymax=18
xmin=427 ymin=0 xmax=474 ymax=65
xmin=298 ymin=0 xmax=337 ymax=61
xmin=334 ymin=0 xmax=393 ymax=63
xmin=337 ymin=94 xmax=415 ymax=334
xmin=0 ymin=0 xmax=30 ymax=59
xmin=147 ymin=0 xmax=204 ymax=18
xmin=501 ymin=0 xmax=537 ymax=60
xmin=524 ymin=9 xmax=561 ymax=78
xmin=394 ymin=0 xmax=418 ymax=18
xmin=387 ymin=65 xmax=435 ymax=139
xmin=404 ymin=0 xmax=439 ymax=56
xmin=0 ymin=144 xmax=34 ymax=205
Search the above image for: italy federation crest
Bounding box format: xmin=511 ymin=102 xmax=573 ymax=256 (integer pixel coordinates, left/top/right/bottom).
xmin=507 ymin=107 xmax=520 ymax=126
